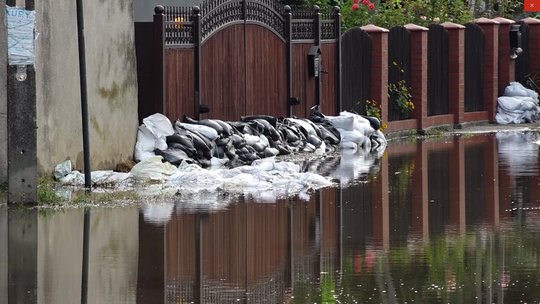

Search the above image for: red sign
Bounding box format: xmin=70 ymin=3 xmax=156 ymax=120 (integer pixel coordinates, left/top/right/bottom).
xmin=525 ymin=0 xmax=540 ymax=12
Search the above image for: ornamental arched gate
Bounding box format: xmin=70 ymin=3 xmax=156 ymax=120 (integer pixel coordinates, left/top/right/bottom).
xmin=143 ymin=1 xmax=342 ymax=123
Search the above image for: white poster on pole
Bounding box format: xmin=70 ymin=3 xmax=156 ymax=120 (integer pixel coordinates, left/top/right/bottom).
xmin=6 ymin=6 xmax=36 ymax=66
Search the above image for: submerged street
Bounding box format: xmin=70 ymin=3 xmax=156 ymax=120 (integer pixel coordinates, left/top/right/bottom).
xmin=3 ymin=131 xmax=540 ymax=303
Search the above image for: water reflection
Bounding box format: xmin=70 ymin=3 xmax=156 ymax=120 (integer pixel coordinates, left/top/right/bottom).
xmin=6 ymin=132 xmax=540 ymax=303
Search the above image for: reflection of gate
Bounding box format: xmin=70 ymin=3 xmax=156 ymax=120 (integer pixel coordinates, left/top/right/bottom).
xmin=342 ymin=28 xmax=372 ymax=114
xmin=142 ymin=1 xmax=341 ymax=122
xmin=464 ymin=23 xmax=484 ymax=112
xmin=428 ymin=24 xmax=449 ymax=116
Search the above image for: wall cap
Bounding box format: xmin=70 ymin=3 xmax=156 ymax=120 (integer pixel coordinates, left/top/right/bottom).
xmin=360 ymin=24 xmax=389 ymax=33
xmin=493 ymin=17 xmax=515 ymax=24
xmin=523 ymin=17 xmax=540 ymax=25
xmin=475 ymin=17 xmax=500 ymax=25
xmin=404 ymin=24 xmax=428 ymax=31
xmin=441 ymin=21 xmax=466 ymax=29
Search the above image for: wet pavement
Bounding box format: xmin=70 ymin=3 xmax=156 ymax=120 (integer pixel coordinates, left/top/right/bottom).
xmin=4 ymin=127 xmax=540 ymax=303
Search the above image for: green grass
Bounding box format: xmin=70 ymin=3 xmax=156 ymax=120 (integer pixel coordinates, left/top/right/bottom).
xmin=38 ymin=176 xmax=64 ymax=205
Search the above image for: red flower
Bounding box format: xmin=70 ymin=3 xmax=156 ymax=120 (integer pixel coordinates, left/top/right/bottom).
xmin=352 ymin=3 xmax=359 ymax=11
xmin=362 ymin=0 xmax=369 ymax=4
xmin=369 ymin=2 xmax=376 ymax=10
xmin=353 ymin=0 xmax=360 ymax=3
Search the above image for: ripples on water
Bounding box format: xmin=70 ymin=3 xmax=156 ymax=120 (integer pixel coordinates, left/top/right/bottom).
xmin=4 ymin=132 xmax=540 ymax=303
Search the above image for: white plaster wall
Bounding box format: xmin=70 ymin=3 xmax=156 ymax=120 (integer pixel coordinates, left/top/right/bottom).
xmin=35 ymin=0 xmax=139 ymax=175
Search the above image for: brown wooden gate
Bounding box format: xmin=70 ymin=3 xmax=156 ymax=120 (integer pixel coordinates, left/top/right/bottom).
xmin=146 ymin=1 xmax=341 ymax=123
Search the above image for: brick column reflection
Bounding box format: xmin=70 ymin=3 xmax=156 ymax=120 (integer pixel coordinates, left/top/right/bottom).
xmin=449 ymin=137 xmax=466 ymax=234
xmin=484 ymin=138 xmax=500 ymax=226
xmin=412 ymin=142 xmax=429 ymax=239
xmin=372 ymin=153 xmax=389 ymax=250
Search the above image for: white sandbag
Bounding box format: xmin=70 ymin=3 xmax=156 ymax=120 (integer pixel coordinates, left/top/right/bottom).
xmin=504 ymin=82 xmax=539 ymax=104
xmin=171 ymin=170 xmax=223 ymax=193
xmin=131 ymin=156 xmax=177 ymax=181
xmin=176 ymin=122 xmax=219 ymax=141
xmin=91 ymin=171 xmax=132 ymax=187
xmin=339 ymin=129 xmax=368 ymax=144
xmin=496 ymin=96 xmax=540 ymax=124
xmin=244 ymin=134 xmax=262 ymax=146
xmin=54 ymin=160 xmax=72 ymax=180
xmin=60 ymin=171 xmax=85 ymax=185
xmin=340 ymin=141 xmax=358 ymax=151
xmin=143 ymin=113 xmax=175 ymax=138
xmin=326 ymin=115 xmax=355 ymax=131
xmin=135 ymin=125 xmax=157 ymax=161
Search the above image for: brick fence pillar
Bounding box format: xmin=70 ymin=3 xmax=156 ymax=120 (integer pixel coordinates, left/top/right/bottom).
xmin=494 ymin=17 xmax=516 ymax=96
xmin=523 ymin=18 xmax=540 ymax=79
xmin=404 ymin=24 xmax=428 ymax=129
xmin=442 ymin=22 xmax=466 ymax=124
xmin=361 ymin=24 xmax=389 ymax=125
xmin=477 ymin=18 xmax=500 ymax=121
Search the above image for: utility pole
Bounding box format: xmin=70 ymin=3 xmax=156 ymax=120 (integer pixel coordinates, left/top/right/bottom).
xmin=6 ymin=0 xmax=37 ymax=204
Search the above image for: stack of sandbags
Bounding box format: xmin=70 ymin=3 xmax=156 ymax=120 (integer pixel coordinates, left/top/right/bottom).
xmin=496 ymin=82 xmax=540 ymax=124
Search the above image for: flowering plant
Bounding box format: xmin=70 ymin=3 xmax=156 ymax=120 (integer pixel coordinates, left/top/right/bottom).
xmin=388 ymin=61 xmax=414 ymax=115
xmin=364 ymin=99 xmax=388 ymax=131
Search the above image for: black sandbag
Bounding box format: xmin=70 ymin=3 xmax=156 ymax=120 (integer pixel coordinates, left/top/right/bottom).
xmin=318 ymin=127 xmax=340 ymax=145
xmin=154 ymin=148 xmax=194 ymax=167
xmin=241 ymin=115 xmax=277 ymax=128
xmin=215 ymin=137 xmax=230 ymax=147
xmin=247 ymin=120 xmax=265 ymax=134
xmin=361 ymin=115 xmax=381 ymax=131
xmin=279 ymin=127 xmax=300 ymax=143
xmin=307 ymin=134 xmax=322 ymax=148
xmin=264 ymin=147 xmax=279 ymax=157
xmin=214 ymin=119 xmax=233 ymax=137
xmin=231 ymin=134 xmax=244 ymax=148
xmin=167 ymin=142 xmax=198 ymax=159
xmin=183 ymin=129 xmax=214 ymax=152
xmin=299 ymin=118 xmax=322 ymax=139
xmin=285 ymin=119 xmax=310 ymax=140
xmin=276 ymin=143 xmax=292 ymax=155
xmin=183 ymin=116 xmax=225 ymax=135
xmin=253 ymin=119 xmax=281 ymax=141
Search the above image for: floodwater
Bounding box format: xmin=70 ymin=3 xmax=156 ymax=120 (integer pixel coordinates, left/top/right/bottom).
xmin=3 ymin=131 xmax=540 ymax=304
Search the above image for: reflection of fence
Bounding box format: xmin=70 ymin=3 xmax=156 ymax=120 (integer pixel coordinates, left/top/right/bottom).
xmin=150 ymin=135 xmax=540 ymax=300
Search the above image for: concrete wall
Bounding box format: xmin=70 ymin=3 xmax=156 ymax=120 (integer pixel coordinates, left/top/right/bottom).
xmin=0 ymin=5 xmax=7 ymax=184
xmin=134 ymin=0 xmax=201 ymax=22
xmin=38 ymin=209 xmax=83 ymax=304
xmin=37 ymin=207 xmax=138 ymax=304
xmin=35 ymin=0 xmax=139 ymax=175
xmin=88 ymin=208 xmax=139 ymax=303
